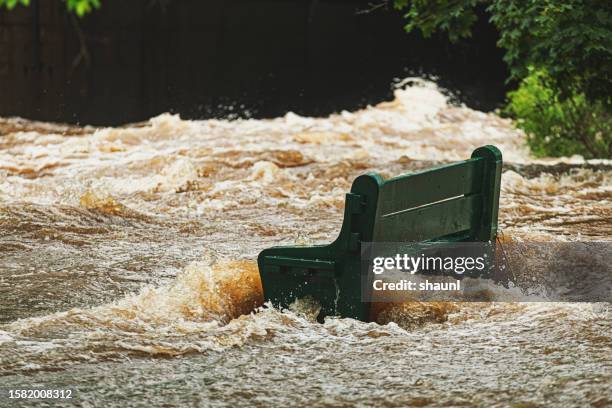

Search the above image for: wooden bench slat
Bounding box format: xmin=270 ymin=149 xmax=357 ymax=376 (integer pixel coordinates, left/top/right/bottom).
xmin=375 ymin=194 xmax=481 ymax=242
xmin=262 ymin=256 xmax=336 ymax=278
xmin=378 ymin=158 xmax=483 ymax=216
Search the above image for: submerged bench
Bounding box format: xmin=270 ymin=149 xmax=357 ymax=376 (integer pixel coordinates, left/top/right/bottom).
xmin=258 ymin=145 xmax=502 ymax=321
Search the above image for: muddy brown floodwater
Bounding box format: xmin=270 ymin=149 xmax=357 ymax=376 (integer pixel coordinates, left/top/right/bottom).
xmin=0 ymin=81 xmax=610 ymax=407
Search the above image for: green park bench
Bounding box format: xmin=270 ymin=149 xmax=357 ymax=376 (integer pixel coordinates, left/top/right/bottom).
xmin=257 ymin=145 xmax=502 ymax=321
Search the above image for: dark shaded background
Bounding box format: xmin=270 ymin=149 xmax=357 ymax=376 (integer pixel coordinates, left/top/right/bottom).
xmin=0 ymin=0 xmax=508 ymax=126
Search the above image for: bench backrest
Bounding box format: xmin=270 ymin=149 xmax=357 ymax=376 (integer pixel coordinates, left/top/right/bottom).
xmin=258 ymin=145 xmax=502 ymax=321
xmin=355 ymin=145 xmax=501 ymax=244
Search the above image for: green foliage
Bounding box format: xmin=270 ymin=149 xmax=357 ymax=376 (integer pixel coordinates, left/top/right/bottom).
xmin=0 ymin=0 xmax=100 ymax=16
xmin=66 ymin=0 xmax=100 ymax=17
xmin=393 ymin=0 xmax=485 ymax=42
xmin=0 ymin=0 xmax=29 ymax=10
xmin=394 ymin=0 xmax=612 ymax=158
xmin=504 ymin=69 xmax=611 ymax=158
xmin=488 ymin=0 xmax=612 ymax=106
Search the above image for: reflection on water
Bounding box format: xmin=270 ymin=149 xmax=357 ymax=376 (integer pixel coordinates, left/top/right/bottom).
xmin=0 ymin=80 xmax=610 ymax=406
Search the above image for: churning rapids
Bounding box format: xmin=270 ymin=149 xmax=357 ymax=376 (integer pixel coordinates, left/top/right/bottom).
xmin=0 ymin=81 xmax=610 ymax=407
